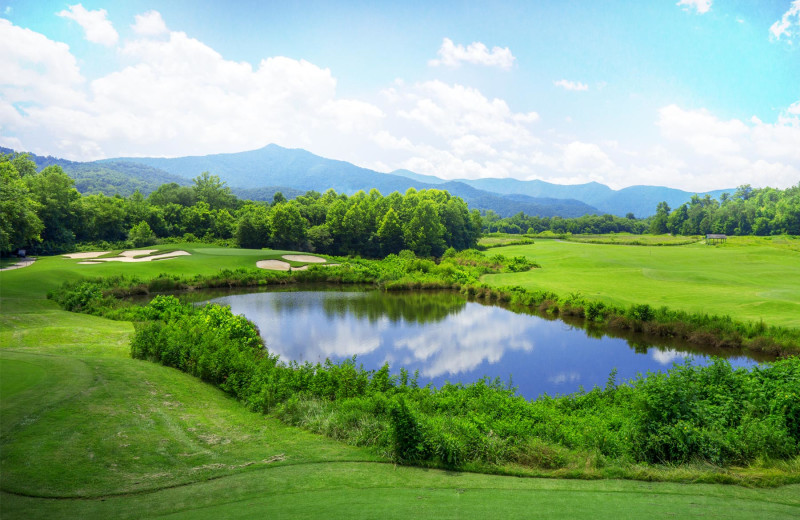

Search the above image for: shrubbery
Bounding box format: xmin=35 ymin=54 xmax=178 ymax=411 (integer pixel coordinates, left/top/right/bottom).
xmin=126 ymin=293 xmax=800 ymax=470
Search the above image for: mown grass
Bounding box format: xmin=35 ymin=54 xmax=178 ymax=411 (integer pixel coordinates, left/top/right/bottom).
xmin=2 ymin=243 xmax=799 ymax=518
xmin=484 ymin=236 xmax=800 ymax=329
xmin=3 ymin=463 xmax=800 ymax=519
xmin=480 ymin=232 xmax=705 ymax=247
xmin=565 ymin=233 xmax=702 ymax=246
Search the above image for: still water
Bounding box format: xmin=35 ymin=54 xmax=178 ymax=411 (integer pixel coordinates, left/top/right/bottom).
xmin=206 ymin=289 xmax=771 ymax=400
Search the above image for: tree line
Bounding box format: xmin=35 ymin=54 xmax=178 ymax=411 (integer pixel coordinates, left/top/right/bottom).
xmin=482 ymin=210 xmax=648 ymax=235
xmin=1 ymin=153 xmax=481 ymax=257
xmin=648 ymin=184 xmax=800 ymax=236
xmin=481 ymin=184 xmax=800 ymax=237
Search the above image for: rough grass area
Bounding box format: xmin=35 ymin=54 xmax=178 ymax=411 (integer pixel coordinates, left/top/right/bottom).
xmin=2 ymin=243 xmax=799 ymax=518
xmin=484 ymin=236 xmax=800 ymax=329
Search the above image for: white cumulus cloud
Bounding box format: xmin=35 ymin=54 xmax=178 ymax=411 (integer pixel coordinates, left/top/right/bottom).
xmin=657 ymin=103 xmax=800 ymax=189
xmin=658 ymin=104 xmax=748 ymax=157
xmin=677 ymin=0 xmax=712 ymax=14
xmin=429 ymin=37 xmax=515 ymax=70
xmin=562 ymin=141 xmax=615 ymax=173
xmin=132 ymin=10 xmax=168 ymax=36
xmin=0 ymin=16 xmax=384 ymax=160
xmin=0 ymin=19 xmax=84 ymax=107
xmin=770 ymin=0 xmax=800 ymax=42
xmin=56 ymin=4 xmax=118 ymax=46
xmin=553 ymin=79 xmax=589 ymax=91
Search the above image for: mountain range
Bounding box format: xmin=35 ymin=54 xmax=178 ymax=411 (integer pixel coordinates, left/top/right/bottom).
xmin=4 ymin=144 xmax=734 ymax=218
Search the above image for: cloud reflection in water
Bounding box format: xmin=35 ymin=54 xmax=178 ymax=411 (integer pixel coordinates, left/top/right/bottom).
xmin=208 ymin=290 xmax=766 ymax=399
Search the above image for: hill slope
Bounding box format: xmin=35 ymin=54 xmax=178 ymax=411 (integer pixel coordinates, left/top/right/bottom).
xmin=1 ymin=147 xmax=189 ymax=197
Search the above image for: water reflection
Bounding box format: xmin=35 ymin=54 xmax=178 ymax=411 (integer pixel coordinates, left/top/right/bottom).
xmin=651 ymin=348 xmax=690 ymax=366
xmin=206 ymin=289 xmax=772 ymax=399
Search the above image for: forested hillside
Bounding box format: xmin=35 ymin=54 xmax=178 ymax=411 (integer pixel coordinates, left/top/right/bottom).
xmin=0 ymin=147 xmax=189 ymax=197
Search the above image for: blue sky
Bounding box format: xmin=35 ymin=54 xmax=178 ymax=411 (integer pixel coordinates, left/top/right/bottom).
xmin=1 ymin=0 xmax=798 ymax=191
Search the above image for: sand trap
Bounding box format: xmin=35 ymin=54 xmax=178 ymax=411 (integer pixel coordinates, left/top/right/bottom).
xmin=282 ymin=255 xmax=326 ymax=263
xmin=76 ymin=250 xmax=191 ymax=264
xmin=257 ymin=260 xmax=291 ymax=271
xmin=63 ymin=251 xmax=110 ymax=259
xmin=98 ymin=251 xmax=190 ymax=263
xmin=118 ymin=249 xmax=159 ymax=258
xmin=256 ymin=259 xmax=341 ymax=271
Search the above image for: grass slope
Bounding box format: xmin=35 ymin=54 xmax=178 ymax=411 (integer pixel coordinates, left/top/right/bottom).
xmin=484 ymin=236 xmax=800 ymax=329
xmin=2 ymin=244 xmax=799 ymax=518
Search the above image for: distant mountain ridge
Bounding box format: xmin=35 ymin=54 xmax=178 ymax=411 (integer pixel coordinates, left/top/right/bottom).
xmin=442 ymin=176 xmax=733 ymax=219
xmin=4 ymin=144 xmax=734 ymax=217
xmin=102 ymin=144 xmax=600 ymax=217
xmin=109 ymin=144 xmax=733 ymax=217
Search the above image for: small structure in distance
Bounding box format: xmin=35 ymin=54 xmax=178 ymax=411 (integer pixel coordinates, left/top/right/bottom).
xmin=706 ymin=234 xmax=727 ymax=245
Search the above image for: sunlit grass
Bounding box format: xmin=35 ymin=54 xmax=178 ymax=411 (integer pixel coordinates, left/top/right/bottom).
xmin=484 ymin=236 xmax=800 ymax=328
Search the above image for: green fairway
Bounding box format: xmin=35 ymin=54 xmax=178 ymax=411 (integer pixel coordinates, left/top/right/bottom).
xmin=484 ymin=236 xmax=800 ymax=329
xmin=2 ymin=244 xmax=799 ymax=518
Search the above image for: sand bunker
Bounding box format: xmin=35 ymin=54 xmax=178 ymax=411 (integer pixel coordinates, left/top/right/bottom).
xmin=118 ymin=249 xmax=159 ymax=258
xmin=256 ymin=260 xmax=291 ymax=271
xmin=282 ymin=255 xmax=326 ymax=263
xmin=74 ymin=250 xmax=191 ymax=264
xmin=99 ymin=251 xmax=190 ymax=263
xmin=257 ymin=258 xmax=340 ymax=271
xmin=63 ymin=251 xmax=110 ymax=259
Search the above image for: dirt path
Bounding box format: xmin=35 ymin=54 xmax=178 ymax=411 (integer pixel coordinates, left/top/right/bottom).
xmin=0 ymin=258 xmax=36 ymax=271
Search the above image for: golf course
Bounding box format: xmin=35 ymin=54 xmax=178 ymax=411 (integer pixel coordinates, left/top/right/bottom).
xmin=1 ymin=240 xmax=799 ymax=518
xmin=4 ymin=0 xmax=800 ymax=515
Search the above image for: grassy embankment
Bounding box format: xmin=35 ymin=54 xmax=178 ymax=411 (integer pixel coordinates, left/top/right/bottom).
xmin=2 ymin=243 xmax=800 ymax=518
xmin=484 ymin=235 xmax=800 ymax=329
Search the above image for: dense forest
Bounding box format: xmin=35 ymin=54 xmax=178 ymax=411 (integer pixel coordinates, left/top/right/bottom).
xmin=1 ymin=152 xmax=481 ymax=257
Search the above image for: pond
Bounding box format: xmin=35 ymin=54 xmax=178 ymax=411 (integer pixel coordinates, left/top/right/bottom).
xmin=205 ymin=288 xmax=773 ymax=400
